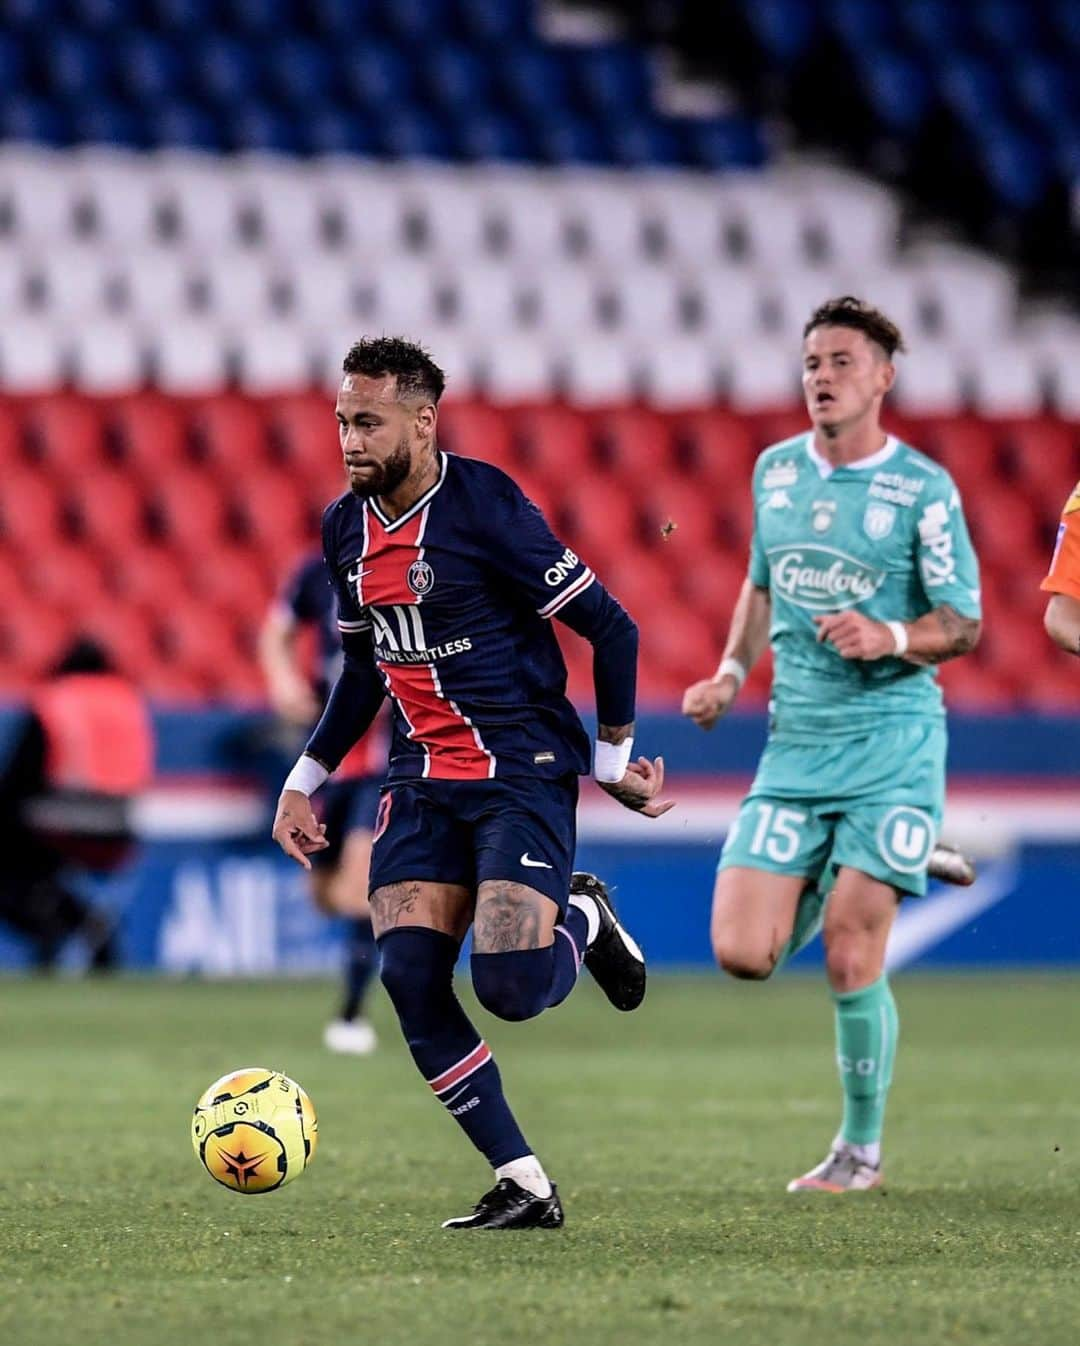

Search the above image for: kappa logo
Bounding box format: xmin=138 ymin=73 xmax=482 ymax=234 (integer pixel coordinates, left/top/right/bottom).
xmin=769 ymin=545 xmax=885 ymax=611
xmin=766 ymin=489 xmax=793 ymax=509
xmin=863 ymin=502 xmax=896 ymax=540
xmin=407 ymin=559 xmax=435 ymax=595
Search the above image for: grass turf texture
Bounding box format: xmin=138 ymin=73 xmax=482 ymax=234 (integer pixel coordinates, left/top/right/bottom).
xmin=2 ymin=975 xmax=1078 ymax=1346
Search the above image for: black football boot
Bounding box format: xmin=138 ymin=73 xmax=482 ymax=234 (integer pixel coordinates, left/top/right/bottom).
xmin=570 ymin=871 xmax=646 ymax=1011
xmin=442 ymin=1179 xmax=564 ymax=1230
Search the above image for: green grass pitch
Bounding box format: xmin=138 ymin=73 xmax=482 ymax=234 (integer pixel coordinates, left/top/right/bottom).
xmin=3 ymin=973 xmax=1078 ymax=1346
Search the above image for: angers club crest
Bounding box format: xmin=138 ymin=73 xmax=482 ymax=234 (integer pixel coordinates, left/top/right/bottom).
xmin=407 ymin=560 xmax=435 ymax=596
xmin=863 ymin=502 xmax=897 ymax=540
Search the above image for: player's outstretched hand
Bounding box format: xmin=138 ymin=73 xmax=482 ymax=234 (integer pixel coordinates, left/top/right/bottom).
xmin=598 ymin=755 xmax=675 ymax=818
xmin=681 ymin=676 xmax=739 ymax=730
xmin=272 ymin=789 xmax=329 ymax=870
xmin=813 ymin=611 xmax=896 ymax=660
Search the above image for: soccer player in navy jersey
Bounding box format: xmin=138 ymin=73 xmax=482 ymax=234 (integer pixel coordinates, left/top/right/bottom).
xmin=259 ymin=552 xmax=389 ymax=1055
xmin=272 ymin=336 xmax=671 ymax=1229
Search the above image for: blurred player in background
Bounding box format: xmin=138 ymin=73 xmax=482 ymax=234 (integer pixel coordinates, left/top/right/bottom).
xmin=272 ymin=337 xmax=671 ymax=1229
xmin=259 ymin=554 xmax=386 ymax=1055
xmin=683 ymin=298 xmax=982 ymax=1192
xmin=0 ymin=636 xmax=153 ymax=971
xmin=1041 ymin=480 xmax=1080 ymax=653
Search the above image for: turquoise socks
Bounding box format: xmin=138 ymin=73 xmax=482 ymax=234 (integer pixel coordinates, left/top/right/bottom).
xmin=832 ymin=974 xmax=899 ymax=1147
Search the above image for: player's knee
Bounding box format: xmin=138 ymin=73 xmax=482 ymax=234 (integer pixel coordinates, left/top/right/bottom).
xmin=823 ymin=933 xmax=881 ymax=992
xmin=711 ymin=932 xmax=775 ymax=980
xmin=470 ymin=951 xmax=548 ymax=1022
xmin=378 ymin=928 xmax=456 ymax=1029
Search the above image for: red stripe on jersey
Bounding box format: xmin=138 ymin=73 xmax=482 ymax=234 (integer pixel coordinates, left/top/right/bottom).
xmin=361 ymin=507 xmax=425 ymax=605
xmin=380 ymin=660 xmax=494 ymax=780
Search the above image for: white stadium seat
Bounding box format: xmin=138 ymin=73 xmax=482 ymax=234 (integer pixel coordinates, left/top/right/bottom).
xmin=692 ymin=265 xmax=770 ymax=341
xmin=558 ymin=335 xmax=639 ymax=407
xmin=365 ymin=256 xmax=442 ymax=335
xmin=561 ymin=173 xmax=648 ymax=263
xmin=606 ymin=263 xmax=687 ymax=335
xmin=236 ymin=154 xmax=329 ymax=252
xmin=71 ymin=320 xmax=146 ymax=394
xmin=769 ymin=269 xmax=849 ymax=343
xmin=402 ymin=167 xmax=493 ymax=259
xmin=525 ymin=262 xmax=605 ymax=337
xmin=32 ymin=245 xmax=114 ymax=317
xmin=843 ymin=266 xmax=932 ymax=342
xmin=316 ymin=157 xmax=407 ymax=256
xmin=235 ymin=320 xmax=313 ymax=394
xmin=891 ymin=342 xmax=968 ymax=417
xmin=480 ymin=335 xmax=557 ymax=404
xmin=447 ymin=260 xmax=526 ymax=335
xmin=0 ymin=246 xmax=30 ymax=311
xmin=153 ymin=151 xmax=244 ymax=249
xmin=912 ymin=245 xmax=1017 ymax=341
xmin=967 ymin=341 xmax=1046 ymax=417
xmin=640 ymin=173 xmax=724 ymax=265
xmin=1045 ymin=335 xmax=1080 ymax=420
xmin=74 ymin=147 xmax=163 ymax=247
xmin=724 ymin=337 xmax=801 ymax=410
xmin=150 ymin=318 xmax=229 ymax=395
xmin=279 ymin=252 xmax=365 ymax=326
xmin=193 ymin=248 xmax=277 ymax=323
xmin=725 ymin=175 xmax=813 ymax=268
xmin=639 ymin=337 xmax=720 ymax=409
xmin=780 ymin=163 xmax=901 ymax=269
xmin=483 ymin=172 xmax=570 ymax=263
xmin=118 ymin=246 xmax=195 ymax=319
xmin=0 ymin=318 xmax=68 ymax=393
xmin=0 ymin=145 xmax=80 ymax=242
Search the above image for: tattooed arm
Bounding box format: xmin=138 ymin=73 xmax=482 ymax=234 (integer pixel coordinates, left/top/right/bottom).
xmin=896 ymin=603 xmax=982 ymax=665
xmin=594 ymin=721 xmax=674 ymax=817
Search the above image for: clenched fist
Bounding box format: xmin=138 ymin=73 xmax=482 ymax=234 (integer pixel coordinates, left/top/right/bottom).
xmin=681 ymin=675 xmax=740 ymax=730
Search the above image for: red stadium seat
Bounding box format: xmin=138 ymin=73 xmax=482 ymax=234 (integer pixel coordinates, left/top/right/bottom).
xmin=69 ymin=468 xmax=148 ymax=552
xmin=677 ymin=551 xmax=746 ymax=625
xmin=964 ymin=483 xmax=1041 ymax=569
xmin=191 ymin=395 xmax=270 ymax=480
xmin=558 ymin=473 xmax=640 ymax=570
xmin=600 ymin=554 xmax=681 ymax=617
xmin=923 ymin=416 xmax=1002 ymax=497
xmin=638 ymin=605 xmax=718 ymax=691
xmin=439 ymin=400 xmax=515 ymax=471
xmin=231 ymin=472 xmax=314 ymax=560
xmin=677 ymin=409 xmax=757 ymax=487
xmin=511 ymin=405 xmax=595 ymax=484
xmin=189 ymin=544 xmax=276 ymax=621
xmin=268 ymin=394 xmax=345 ymax=509
xmin=105 ymin=544 xmax=193 ymax=614
xmin=0 ymin=401 xmax=24 ymax=463
xmin=936 ymin=659 xmax=1014 ymax=709
xmin=1005 ymin=418 xmax=1079 ymax=515
xmin=595 ymin=408 xmax=679 ymax=489
xmin=77 ymin=599 xmax=159 ymax=681
xmin=21 ymin=541 xmax=110 ymax=617
xmin=24 ymin=395 xmax=108 ymax=476
xmin=639 ymin=479 xmax=719 ymax=553
xmin=0 ymin=469 xmax=66 ymax=548
xmin=0 ymin=600 xmax=69 ymax=681
xmin=110 ymin=394 xmax=191 ymax=481
xmin=748 ymin=409 xmax=811 ymax=451
xmin=150 ymin=467 xmax=231 ymax=554
xmin=156 ymin=600 xmax=245 ymax=685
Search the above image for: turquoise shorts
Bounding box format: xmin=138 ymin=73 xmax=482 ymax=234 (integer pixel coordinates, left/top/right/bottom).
xmin=719 ymin=719 xmax=946 ymax=898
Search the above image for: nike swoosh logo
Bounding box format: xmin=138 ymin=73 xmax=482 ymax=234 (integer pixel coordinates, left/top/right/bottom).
xmin=347 ymin=566 xmax=374 ymax=583
xmin=520 ymin=853 xmax=553 ymax=869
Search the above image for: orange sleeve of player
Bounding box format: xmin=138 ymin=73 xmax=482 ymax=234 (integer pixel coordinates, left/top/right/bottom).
xmin=1041 ymin=482 xmax=1080 ymax=601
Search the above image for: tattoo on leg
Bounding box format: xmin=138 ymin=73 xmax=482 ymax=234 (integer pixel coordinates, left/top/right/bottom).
xmin=370 ymin=882 xmax=423 ymax=928
xmin=474 ymin=881 xmax=545 ymax=952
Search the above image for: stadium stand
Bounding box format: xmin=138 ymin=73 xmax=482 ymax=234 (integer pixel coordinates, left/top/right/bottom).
xmin=0 ymin=0 xmax=1076 ymax=708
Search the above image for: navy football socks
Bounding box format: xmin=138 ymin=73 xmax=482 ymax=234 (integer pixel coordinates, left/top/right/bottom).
xmin=378 ymin=927 xmax=531 ymax=1168
xmin=340 ymin=917 xmax=377 ymax=1022
xmin=470 ymin=905 xmax=587 ymax=1020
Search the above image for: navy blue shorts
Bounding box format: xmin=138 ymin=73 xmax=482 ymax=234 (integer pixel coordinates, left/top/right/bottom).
xmin=311 ymin=775 xmax=383 ymax=870
xmin=368 ymin=775 xmax=579 ymax=912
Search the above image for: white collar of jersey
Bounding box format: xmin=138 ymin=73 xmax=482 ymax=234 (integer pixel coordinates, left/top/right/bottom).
xmin=367 ymin=450 xmax=448 ymax=531
xmin=804 ymin=434 xmax=898 ymax=479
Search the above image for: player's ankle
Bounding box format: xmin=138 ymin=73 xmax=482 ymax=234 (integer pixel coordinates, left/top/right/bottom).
xmin=495 ymin=1154 xmax=552 ymax=1199
xmin=567 ymin=892 xmax=600 ymax=945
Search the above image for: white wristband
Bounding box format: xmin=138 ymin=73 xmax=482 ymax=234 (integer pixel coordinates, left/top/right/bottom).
xmin=884 ymin=621 xmax=909 ymax=656
xmin=283 ymin=754 xmax=330 ymax=797
xmin=716 ymin=657 xmax=747 ymax=690
xmin=594 ymin=737 xmax=633 ymax=783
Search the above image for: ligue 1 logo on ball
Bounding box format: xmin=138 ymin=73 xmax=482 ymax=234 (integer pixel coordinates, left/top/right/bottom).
xmin=407 ymin=560 xmax=435 ymax=595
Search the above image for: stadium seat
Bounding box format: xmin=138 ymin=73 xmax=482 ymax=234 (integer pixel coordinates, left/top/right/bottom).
xmin=0 ymin=599 xmax=70 ymax=680
xmin=21 ymin=540 xmax=110 ymax=617
xmin=71 ymin=322 xmax=147 ymax=394
xmin=24 ymin=396 xmax=107 ymax=475
xmin=725 ymin=339 xmax=801 ymax=411
xmin=608 ymin=265 xmax=687 ymax=337
xmin=104 ymin=542 xmax=191 ymax=614
xmin=231 ymin=472 xmax=313 ymax=558
xmin=191 ymin=395 xmax=268 ymax=477
xmin=70 ymin=468 xmax=149 ymax=554
xmin=234 ymin=321 xmax=313 ymax=394
xmin=149 ymin=318 xmax=229 ymax=395
xmin=483 ymin=173 xmax=570 ymax=262
xmin=693 ymin=266 xmax=769 ymax=341
xmin=77 ymin=598 xmax=160 ymax=682
xmin=0 ymin=468 xmax=66 ymax=548
xmin=639 ymin=479 xmax=720 ymax=553
xmin=1006 ymin=419 xmax=1079 ymax=510
xmin=562 ymin=177 xmax=649 ymax=264
xmin=596 ymin=408 xmax=680 ymax=489
xmin=512 ymin=405 xmax=595 ymax=483
xmin=639 ymin=338 xmax=720 ymax=411
xmin=156 ymin=597 xmax=247 ymax=684
xmin=558 ymin=336 xmax=639 ymax=407
xmin=678 ymin=409 xmax=759 ymax=489
xmin=155 ymin=153 xmax=243 ymax=248
xmin=558 ymin=472 xmax=640 ymax=570
xmin=677 ymin=550 xmax=747 ymax=623
xmin=437 ymin=401 xmax=515 ymax=471
xmin=448 ymin=261 xmax=525 ymax=335
xmin=479 ymin=336 xmax=557 ymax=406
xmin=188 ymin=543 xmax=274 ymax=620
xmin=149 ymin=465 xmax=231 ymax=554
xmin=109 ymin=393 xmax=191 ymax=480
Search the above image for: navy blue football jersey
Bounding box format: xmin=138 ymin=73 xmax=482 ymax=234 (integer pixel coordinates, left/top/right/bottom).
xmin=321 ymin=453 xmax=602 ymax=782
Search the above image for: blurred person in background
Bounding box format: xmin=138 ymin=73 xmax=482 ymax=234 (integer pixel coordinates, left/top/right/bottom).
xmin=0 ymin=636 xmax=153 ymax=972
xmin=259 ymin=552 xmax=386 ymax=1055
xmin=1041 ymin=480 xmax=1080 ymax=653
xmin=682 ymin=298 xmax=982 ymax=1194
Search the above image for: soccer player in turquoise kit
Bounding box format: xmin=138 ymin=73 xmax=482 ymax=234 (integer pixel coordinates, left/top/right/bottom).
xmin=683 ymin=298 xmax=982 ymax=1191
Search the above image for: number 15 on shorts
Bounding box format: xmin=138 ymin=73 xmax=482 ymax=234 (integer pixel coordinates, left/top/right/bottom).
xmin=746 ymin=803 xmax=808 ymax=864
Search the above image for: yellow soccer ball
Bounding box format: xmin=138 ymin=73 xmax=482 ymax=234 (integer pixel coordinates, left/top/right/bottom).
xmin=191 ymin=1067 xmax=317 ymax=1194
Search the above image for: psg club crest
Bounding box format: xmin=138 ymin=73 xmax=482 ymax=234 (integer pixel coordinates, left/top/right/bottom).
xmin=863 ymin=502 xmax=897 ymax=540
xmin=407 ymin=560 xmax=435 ymax=596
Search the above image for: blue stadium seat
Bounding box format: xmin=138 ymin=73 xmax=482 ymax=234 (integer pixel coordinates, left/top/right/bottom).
xmin=150 ymin=100 xmax=225 ymax=151
xmin=1013 ymin=58 xmax=1076 ymax=136
xmin=456 ymin=0 xmax=535 ymax=43
xmin=609 ymin=116 xmax=685 ymax=168
xmin=537 ymin=114 xmax=609 ymax=166
xmin=827 ymin=0 xmax=900 ymax=50
xmin=71 ymin=98 xmax=145 ymax=148
xmin=458 ymin=110 xmax=535 ymax=162
xmin=898 ymin=0 xmax=972 ymax=54
xmin=229 ymin=104 xmax=304 ymax=154
xmin=423 ymin=44 xmax=496 ymax=113
xmin=741 ymin=0 xmax=819 ymax=66
xmin=268 ymin=38 xmax=338 ymax=109
xmin=971 ymin=0 xmax=1042 ymax=52
xmin=0 ymin=95 xmax=70 ymax=144
xmin=978 ymin=123 xmax=1052 ymax=210
xmin=309 ymin=0 xmax=378 ymax=35
xmin=148 ymin=0 xmax=216 ymax=30
xmin=687 ymin=117 xmax=768 ymax=170
xmin=43 ymin=31 xmax=112 ymax=102
xmin=194 ymin=35 xmax=261 ymax=107
xmin=117 ymin=33 xmax=188 ymax=102
xmin=303 ymin=106 xmax=380 ymax=156
xmin=0 ymin=0 xmax=63 ymax=26
xmin=499 ymin=45 xmax=573 ymax=119
xmin=378 ymin=0 xmax=456 ymax=44
xmin=1055 ymin=0 xmax=1080 ymax=52
xmin=223 ymin=0 xmax=292 ymax=30
xmin=0 ymin=32 xmax=27 ymax=88
xmin=339 ymin=41 xmax=416 ymax=112
xmin=575 ymin=45 xmax=653 ymax=120
xmin=67 ymin=0 xmax=140 ymax=26
xmin=378 ymin=106 xmax=458 ymax=159
xmin=859 ymin=47 xmax=933 ymax=136
xmin=940 ymin=57 xmax=1008 ymax=132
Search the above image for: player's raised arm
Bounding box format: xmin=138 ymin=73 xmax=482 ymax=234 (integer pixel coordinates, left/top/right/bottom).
xmin=682 ymin=577 xmax=772 ymax=729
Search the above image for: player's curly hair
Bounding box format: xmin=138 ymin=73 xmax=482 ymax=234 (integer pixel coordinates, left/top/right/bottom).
xmin=342 ymin=336 xmax=446 ymax=404
xmin=803 ymin=296 xmax=906 ymax=358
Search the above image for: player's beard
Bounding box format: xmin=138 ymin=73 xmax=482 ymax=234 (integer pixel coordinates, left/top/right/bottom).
xmin=348 ymin=436 xmax=412 ymax=499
